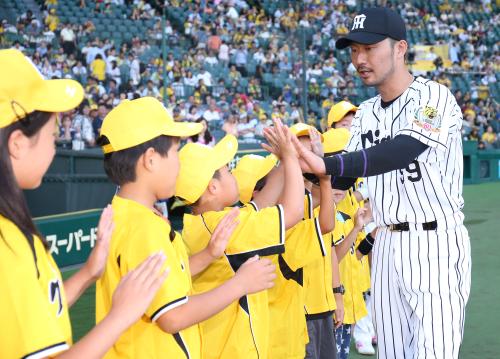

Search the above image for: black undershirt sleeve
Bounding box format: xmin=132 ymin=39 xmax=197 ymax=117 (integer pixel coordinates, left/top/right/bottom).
xmin=323 ymin=135 xmax=429 ymax=178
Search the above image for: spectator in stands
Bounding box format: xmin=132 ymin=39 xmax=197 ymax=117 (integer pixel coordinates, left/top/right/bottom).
xmin=255 ymin=114 xmax=272 ymax=137
xmin=222 ymin=113 xmax=239 ymax=137
xmin=234 ymin=44 xmax=248 ymax=76
xmin=58 ymin=115 xmax=76 ymax=143
xmin=91 ymin=54 xmax=106 ymax=82
xmin=218 ymin=40 xmax=230 ymax=67
xmin=189 ymin=118 xmax=216 ymax=146
xmin=237 ymin=114 xmax=257 ymax=140
xmin=44 ymin=8 xmax=59 ymax=32
xmin=60 ymin=23 xmax=76 ymax=55
xmin=203 ymin=100 xmax=222 ymax=123
xmin=482 ymin=125 xmax=498 ymax=148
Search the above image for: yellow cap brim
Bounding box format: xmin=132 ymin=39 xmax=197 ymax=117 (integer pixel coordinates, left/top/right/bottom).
xmin=32 ymin=79 xmax=84 ymax=113
xmin=175 ymin=134 xmax=238 ymax=204
xmin=233 ymin=154 xmax=277 ymax=203
xmin=164 ymin=121 xmax=203 ymax=138
xmin=212 ymin=134 xmax=239 ymax=170
xmin=1 ymin=78 xmax=84 ymax=128
xmin=294 ymin=128 xmax=324 ymax=142
xmin=322 ymin=128 xmax=350 ymax=154
xmin=327 ymin=101 xmax=358 ymax=127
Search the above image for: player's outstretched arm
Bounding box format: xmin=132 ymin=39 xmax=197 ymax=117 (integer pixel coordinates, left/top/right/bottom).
xmin=64 ymin=205 xmax=114 ymax=307
xmin=56 ymin=253 xmax=169 ymax=359
xmin=156 ymin=256 xmax=276 ymax=334
xmin=189 ymin=208 xmax=239 ymax=276
xmin=262 ymin=119 xmax=304 ymax=229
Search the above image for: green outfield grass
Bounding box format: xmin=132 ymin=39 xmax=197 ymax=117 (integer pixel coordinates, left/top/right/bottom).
xmin=63 ymin=182 xmax=500 ymax=358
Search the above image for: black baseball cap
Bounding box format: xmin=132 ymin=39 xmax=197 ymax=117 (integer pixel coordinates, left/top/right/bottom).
xmin=336 ymin=7 xmax=406 ymax=50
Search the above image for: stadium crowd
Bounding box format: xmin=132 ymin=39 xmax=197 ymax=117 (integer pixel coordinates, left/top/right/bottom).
xmin=0 ymin=0 xmax=498 ymax=150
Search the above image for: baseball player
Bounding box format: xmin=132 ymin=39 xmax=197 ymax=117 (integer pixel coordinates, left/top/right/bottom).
xmin=289 ymin=7 xmax=471 ymax=359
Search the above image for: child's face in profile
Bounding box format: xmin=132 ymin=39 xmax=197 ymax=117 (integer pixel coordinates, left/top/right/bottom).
xmin=332 ymin=188 xmax=347 ymax=204
xmin=215 ymin=165 xmax=240 ymax=207
xmin=155 ymin=138 xmax=180 ymax=199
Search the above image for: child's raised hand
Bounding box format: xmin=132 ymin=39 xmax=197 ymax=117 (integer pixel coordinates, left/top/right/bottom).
xmin=291 ymin=135 xmax=327 ymax=176
xmin=235 ymin=255 xmax=276 ymax=295
xmin=309 ymin=128 xmax=324 ymax=157
xmin=83 ymin=205 xmax=114 ymax=281
xmin=354 ymin=207 xmax=372 ymax=230
xmin=262 ymin=118 xmax=297 ymax=160
xmin=207 ymin=208 xmax=240 ymax=259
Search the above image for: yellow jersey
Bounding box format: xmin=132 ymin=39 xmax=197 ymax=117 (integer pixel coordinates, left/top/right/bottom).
xmin=333 ymin=199 xmax=368 ymax=324
xmin=91 ymin=58 xmax=106 ymax=81
xmin=96 ymin=196 xmax=201 ymax=359
xmin=182 ymin=204 xmax=285 ymax=359
xmin=268 ymin=214 xmax=326 ymax=359
xmin=303 ymin=201 xmax=337 ymax=318
xmin=0 ymin=215 xmax=71 ymax=359
xmin=347 ymin=187 xmax=371 ymax=292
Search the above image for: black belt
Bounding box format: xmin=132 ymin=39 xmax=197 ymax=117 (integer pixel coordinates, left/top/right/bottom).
xmin=389 ymin=220 xmax=437 ymax=232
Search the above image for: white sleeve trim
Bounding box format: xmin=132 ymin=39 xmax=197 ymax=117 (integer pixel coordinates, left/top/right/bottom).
xmin=151 ymin=296 xmax=189 ymax=322
xmin=313 ymin=217 xmax=326 ymax=256
xmin=23 ymin=342 xmax=69 ymax=359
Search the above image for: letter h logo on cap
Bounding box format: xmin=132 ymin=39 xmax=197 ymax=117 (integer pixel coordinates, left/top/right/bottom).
xmin=351 ymin=14 xmax=367 ymax=30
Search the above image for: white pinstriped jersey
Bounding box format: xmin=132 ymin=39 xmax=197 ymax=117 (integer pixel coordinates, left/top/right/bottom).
xmin=346 ymin=77 xmax=464 ymax=227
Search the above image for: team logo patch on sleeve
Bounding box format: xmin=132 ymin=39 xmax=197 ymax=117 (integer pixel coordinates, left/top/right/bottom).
xmin=413 ymin=106 xmax=442 ymax=132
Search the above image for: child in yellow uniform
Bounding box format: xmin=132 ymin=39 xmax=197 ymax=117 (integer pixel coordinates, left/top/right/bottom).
xmin=334 ymin=194 xmax=371 ymax=359
xmin=0 ymin=49 xmax=169 ymax=359
xmin=232 ymin=146 xmax=334 ymax=359
xmin=321 ymin=128 xmax=371 ymax=359
xmin=95 ymin=97 xmax=277 ymax=359
xmin=175 ymin=119 xmax=305 ymax=359
xmin=282 ymin=124 xmax=338 ymax=359
xmin=327 ymin=100 xmax=358 ymax=130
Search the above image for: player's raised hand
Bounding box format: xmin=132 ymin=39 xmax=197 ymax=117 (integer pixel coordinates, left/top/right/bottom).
xmin=235 ymin=255 xmax=276 ymax=294
xmin=262 ymin=118 xmax=297 ymax=160
xmin=208 ymin=207 xmax=240 ymax=259
xmin=84 ymin=205 xmax=114 ymax=280
xmin=291 ymin=135 xmax=327 ymax=175
xmin=110 ymin=252 xmax=169 ymax=328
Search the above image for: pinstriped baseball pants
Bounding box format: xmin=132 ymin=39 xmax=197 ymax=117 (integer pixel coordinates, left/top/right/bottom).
xmin=371 ymin=218 xmax=471 ymax=359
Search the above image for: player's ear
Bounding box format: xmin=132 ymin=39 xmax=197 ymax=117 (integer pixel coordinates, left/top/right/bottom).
xmin=396 ymin=40 xmax=408 ymax=61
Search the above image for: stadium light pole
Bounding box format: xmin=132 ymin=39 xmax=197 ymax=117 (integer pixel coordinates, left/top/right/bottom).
xmin=161 ymin=1 xmax=168 ymax=107
xmin=300 ymin=25 xmax=308 ymax=121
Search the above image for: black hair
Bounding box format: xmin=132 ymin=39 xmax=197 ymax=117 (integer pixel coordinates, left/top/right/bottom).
xmin=254 ymin=175 xmax=268 ymax=192
xmin=190 ymin=118 xmax=213 ymax=145
xmin=97 ymin=135 xmax=175 ymax=185
xmin=389 ymin=38 xmax=409 ymax=63
xmin=0 ymin=111 xmax=53 ymax=272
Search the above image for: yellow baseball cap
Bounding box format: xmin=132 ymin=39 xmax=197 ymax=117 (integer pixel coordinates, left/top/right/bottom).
xmin=322 ymin=128 xmax=350 ymax=154
xmin=175 ymin=135 xmax=238 ymax=204
xmin=327 ymin=101 xmax=358 ymax=127
xmin=289 ymin=123 xmax=324 ymax=142
xmin=232 ymin=154 xmax=278 ymax=203
xmin=0 ymin=49 xmax=84 ymax=129
xmin=100 ymin=96 xmax=202 ymax=154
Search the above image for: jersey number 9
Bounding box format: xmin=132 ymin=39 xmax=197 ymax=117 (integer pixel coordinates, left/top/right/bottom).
xmin=400 ymin=160 xmax=422 ymax=183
